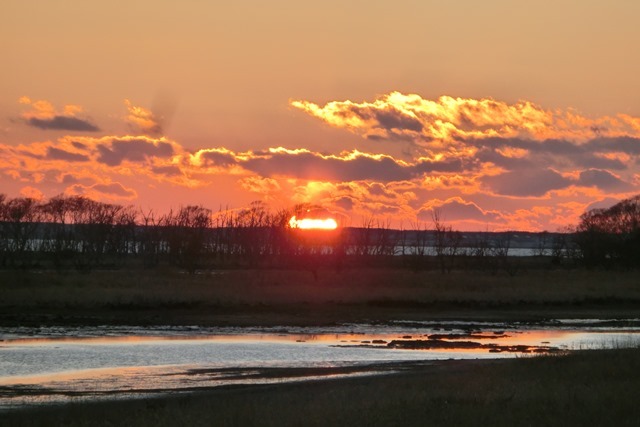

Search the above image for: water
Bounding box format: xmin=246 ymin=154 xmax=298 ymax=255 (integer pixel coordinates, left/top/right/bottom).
xmin=1 ymin=321 xmax=639 ymax=410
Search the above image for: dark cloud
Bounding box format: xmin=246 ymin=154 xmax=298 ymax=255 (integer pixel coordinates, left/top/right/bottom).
xmin=530 ymin=139 xmax=586 ymax=156
xmin=241 ymin=150 xmax=469 ymax=184
xmin=472 ymin=137 xmax=632 ymax=171
xmin=46 ymin=147 xmax=89 ymax=162
xmin=199 ymin=151 xmax=239 ymax=167
xmin=16 ymin=148 xmax=43 ymax=159
xmin=474 ymin=137 xmax=584 ymax=156
xmin=92 ymin=183 xmax=137 ymax=198
xmin=418 ymin=199 xmax=502 ymax=223
xmin=365 ymin=203 xmax=402 ymax=216
xmin=474 ymin=147 xmax=533 ymax=169
xmin=587 ymin=137 xmax=640 ymax=155
xmin=482 ymin=168 xmax=572 ymax=197
xmin=96 ymin=139 xmax=174 ymax=166
xmin=579 ymin=156 xmax=627 ymax=171
xmin=374 ymin=109 xmax=423 ymax=133
xmin=577 ymin=169 xmax=633 ymax=191
xmin=27 ymin=116 xmax=100 ymax=132
xmin=71 ymin=141 xmax=88 ymax=150
xmin=367 ymin=182 xmax=392 ymax=197
xmin=243 ymin=152 xmax=413 ymax=182
xmin=68 ymin=182 xmax=137 ymax=199
xmin=61 ymin=174 xmax=80 ymax=184
xmin=150 ymin=165 xmax=182 ymax=176
xmin=584 ymin=197 xmax=621 ymax=212
xmin=333 ymin=196 xmax=354 ymax=211
xmin=413 ymin=157 xmax=471 ymax=174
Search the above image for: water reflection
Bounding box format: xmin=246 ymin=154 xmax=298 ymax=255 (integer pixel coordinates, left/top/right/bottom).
xmin=1 ymin=322 xmax=639 ymax=410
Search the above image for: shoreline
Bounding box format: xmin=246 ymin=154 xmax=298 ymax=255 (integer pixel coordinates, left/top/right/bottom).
xmin=4 ymin=348 xmax=640 ymax=426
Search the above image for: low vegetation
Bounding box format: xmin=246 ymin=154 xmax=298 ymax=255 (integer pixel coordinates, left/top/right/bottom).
xmin=2 ymin=267 xmax=639 ymax=327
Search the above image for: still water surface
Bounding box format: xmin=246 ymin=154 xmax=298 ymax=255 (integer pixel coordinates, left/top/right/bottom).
xmin=1 ymin=321 xmax=639 ymax=410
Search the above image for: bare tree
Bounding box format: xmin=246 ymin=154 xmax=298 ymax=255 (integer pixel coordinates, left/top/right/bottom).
xmin=432 ymin=210 xmax=462 ymax=273
xmin=0 ymin=197 xmax=43 ymax=268
xmin=534 ymin=231 xmax=550 ymax=257
xmin=163 ymin=205 xmax=212 ymax=273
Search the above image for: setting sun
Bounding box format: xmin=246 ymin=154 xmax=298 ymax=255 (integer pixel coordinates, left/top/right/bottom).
xmin=288 ymin=215 xmax=338 ymax=230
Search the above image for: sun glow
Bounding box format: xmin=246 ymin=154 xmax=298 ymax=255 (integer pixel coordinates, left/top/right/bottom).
xmin=289 ymin=215 xmax=338 ymax=230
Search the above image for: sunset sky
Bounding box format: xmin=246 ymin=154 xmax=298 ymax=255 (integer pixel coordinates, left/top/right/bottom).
xmin=2 ymin=0 xmax=640 ymax=231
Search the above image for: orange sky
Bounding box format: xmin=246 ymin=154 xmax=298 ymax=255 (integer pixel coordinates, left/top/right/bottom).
xmin=2 ymin=1 xmax=640 ymax=231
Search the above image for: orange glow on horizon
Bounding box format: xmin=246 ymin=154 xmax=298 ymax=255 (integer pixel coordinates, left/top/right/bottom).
xmin=289 ymin=215 xmax=338 ymax=230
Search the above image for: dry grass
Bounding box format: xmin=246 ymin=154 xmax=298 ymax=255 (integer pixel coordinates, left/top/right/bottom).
xmin=1 ymin=268 xmax=639 ymax=307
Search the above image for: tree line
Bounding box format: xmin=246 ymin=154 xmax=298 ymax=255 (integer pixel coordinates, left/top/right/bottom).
xmin=575 ymin=195 xmax=640 ymax=269
xmin=0 ymin=193 xmax=638 ymax=272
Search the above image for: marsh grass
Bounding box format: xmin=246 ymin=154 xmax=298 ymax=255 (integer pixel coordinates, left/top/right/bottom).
xmin=4 ymin=348 xmax=640 ymax=427
xmin=1 ymin=268 xmax=639 ymax=309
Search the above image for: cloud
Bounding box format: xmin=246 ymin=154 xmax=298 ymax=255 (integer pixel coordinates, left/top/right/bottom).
xmin=96 ymin=138 xmax=175 ymax=166
xmin=65 ymin=182 xmax=138 ymax=201
xmin=239 ymin=176 xmax=281 ymax=197
xmin=292 ymin=92 xmax=640 ymax=143
xmin=473 ymin=137 xmax=631 ymax=171
xmin=19 ymin=97 xmax=100 ymax=132
xmin=124 ymin=100 xmax=162 ymax=136
xmin=195 ymin=149 xmax=240 ymax=167
xmin=59 ymin=173 xmax=95 ymax=185
xmin=482 ymin=168 xmax=573 ymax=197
xmin=225 ymin=147 xmax=471 ymax=182
xmin=418 ymin=197 xmax=503 ymax=223
xmin=243 ymin=149 xmax=413 ymax=182
xmin=27 ymin=116 xmax=100 ymax=132
xmin=414 ymin=157 xmax=471 ymax=174
xmin=19 ymin=186 xmax=44 ymax=200
xmin=584 ymin=197 xmax=621 ymax=212
xmin=334 ymin=196 xmax=354 ymax=211
xmin=3 ymin=91 xmax=640 ymax=232
xmin=481 ymin=167 xmax=634 ymax=197
xmin=577 ymin=169 xmax=632 ymax=191
xmin=46 ymin=147 xmax=90 ymax=162
xmin=150 ymin=165 xmax=183 ymax=177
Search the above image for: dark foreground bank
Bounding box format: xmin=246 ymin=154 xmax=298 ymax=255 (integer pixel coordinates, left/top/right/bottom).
xmin=4 ymin=348 xmax=640 ymax=427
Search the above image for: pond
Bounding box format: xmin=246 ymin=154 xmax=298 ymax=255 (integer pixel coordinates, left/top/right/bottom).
xmin=1 ymin=320 xmax=639 ymax=410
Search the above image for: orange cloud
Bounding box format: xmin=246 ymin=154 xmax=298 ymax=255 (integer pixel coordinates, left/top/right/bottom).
xmin=3 ymin=92 xmax=640 ymax=231
xmin=19 ymin=186 xmax=44 ymax=200
xmin=239 ymin=176 xmax=282 ymax=199
xmin=292 ymin=92 xmax=640 ymax=143
xmin=124 ymin=100 xmax=162 ymax=136
xmin=1 ymin=130 xmax=637 ymax=231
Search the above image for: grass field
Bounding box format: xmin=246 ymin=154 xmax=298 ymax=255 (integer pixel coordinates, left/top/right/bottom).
xmin=1 ymin=267 xmax=639 ymax=326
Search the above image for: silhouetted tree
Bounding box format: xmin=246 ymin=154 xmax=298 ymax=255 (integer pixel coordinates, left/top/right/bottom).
xmin=0 ymin=196 xmax=43 ymax=268
xmin=163 ymin=205 xmax=212 ymax=272
xmin=575 ymin=195 xmax=640 ymax=268
xmin=432 ymin=210 xmax=462 ymax=273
